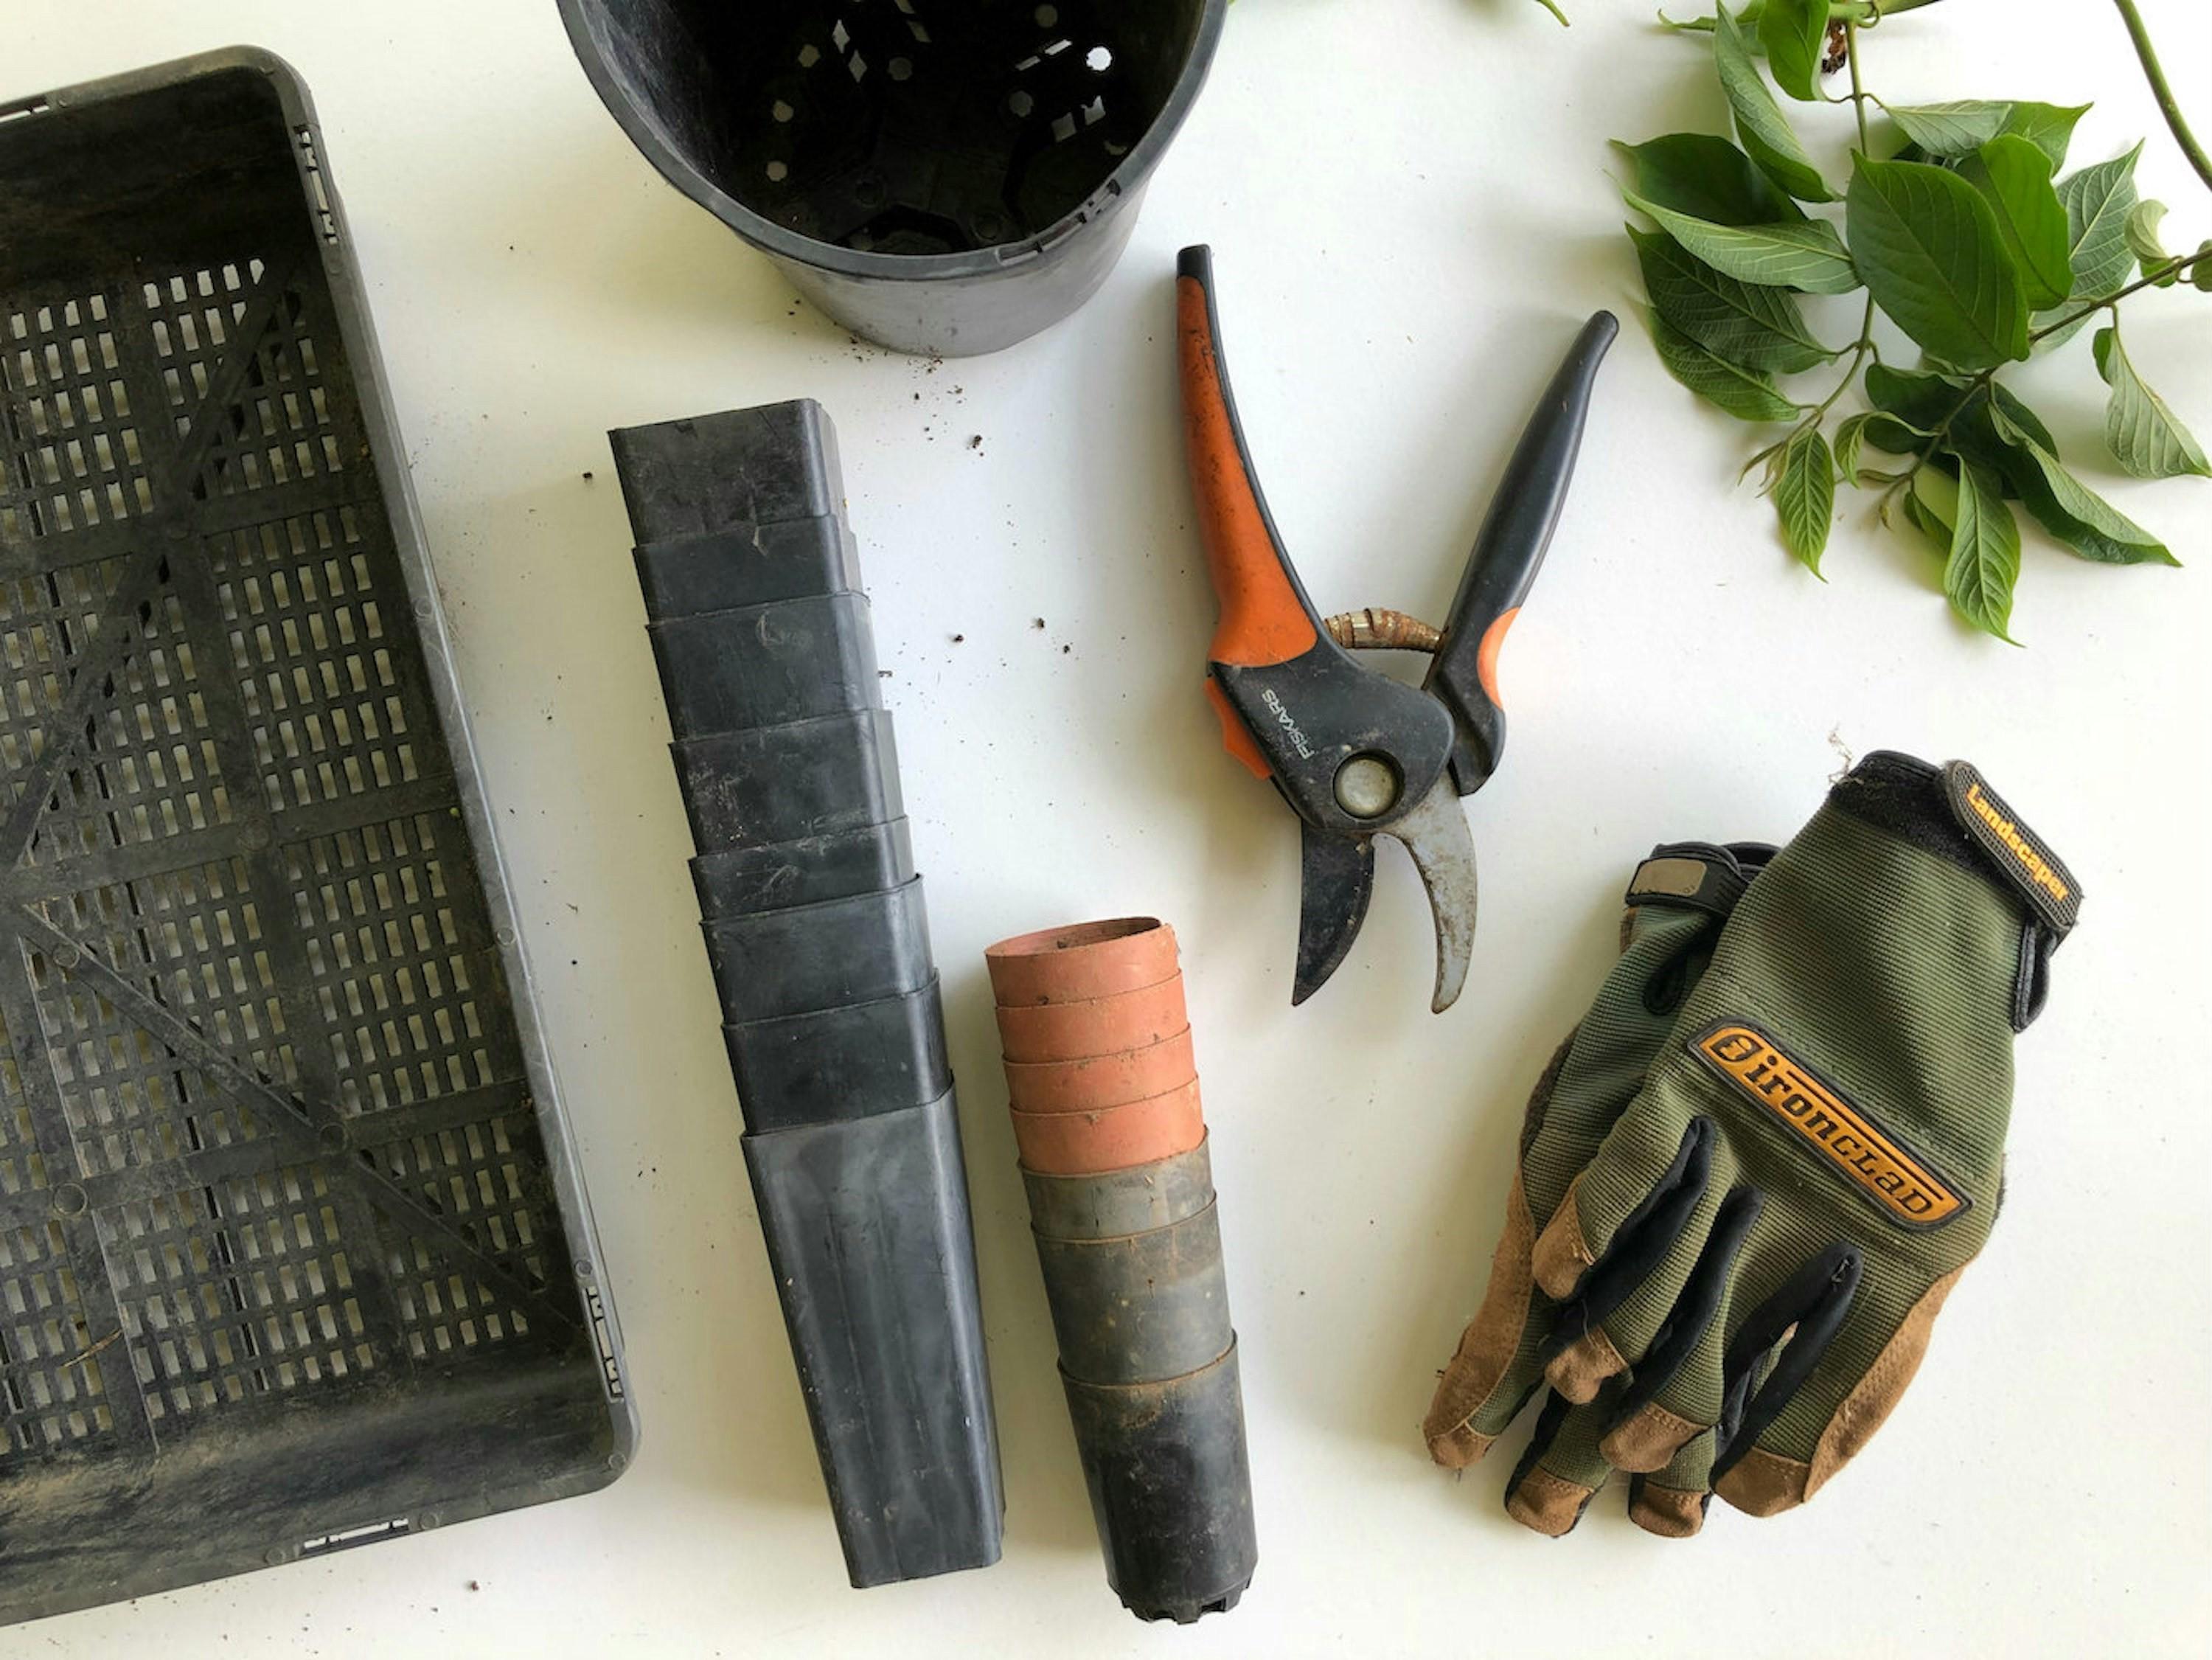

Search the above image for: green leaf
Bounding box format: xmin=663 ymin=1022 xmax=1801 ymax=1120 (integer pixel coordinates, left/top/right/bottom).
xmin=1910 ymin=463 xmax=1960 ymax=537
xmin=1612 ymin=134 xmax=1805 ymax=225
xmin=2056 ymin=142 xmax=2142 ymax=301
xmin=1532 ymin=0 xmax=1571 ymax=24
xmin=2195 ymin=240 xmax=2212 ymax=293
xmin=1715 ymin=5 xmax=1834 ymax=201
xmin=2094 ymin=324 xmax=2211 ymax=479
xmin=1846 ymin=156 xmax=2030 ymax=368
xmin=1896 ymin=471 xmax=1950 ymax=557
xmin=1946 ymin=462 xmax=2021 ymax=642
xmin=1884 ymin=100 xmax=2012 ymax=157
xmin=1883 ymin=101 xmax=2089 ymax=170
xmin=1759 ymin=0 xmax=1827 ymax=101
xmin=2124 ymin=201 xmax=2175 ymax=285
xmin=1986 ymin=404 xmax=2178 ymax=566
xmin=1955 ymin=136 xmax=2073 ymax=310
xmin=1770 ymin=426 xmax=1835 ymax=569
xmin=1624 ymin=190 xmax=1860 ymax=291
xmin=1646 ymin=310 xmax=1805 ymax=420
xmin=1630 ymin=224 xmax=1837 ymax=373
xmin=1862 ymin=364 xmax=1957 ymax=457
xmin=2004 ymin=103 xmax=2092 ymax=170
xmin=1833 ymin=410 xmax=1889 ymax=484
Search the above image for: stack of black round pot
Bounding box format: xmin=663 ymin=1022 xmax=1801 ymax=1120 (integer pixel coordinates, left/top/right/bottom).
xmin=608 ymin=398 xmax=1002 ymax=1588
xmin=986 ymin=920 xmax=1256 ymax=1623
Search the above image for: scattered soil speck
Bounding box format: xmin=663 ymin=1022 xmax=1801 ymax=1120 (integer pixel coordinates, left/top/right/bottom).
xmin=1031 ymin=617 xmax=1046 ymax=629
xmin=968 ymin=434 xmax=983 ymax=450
xmin=580 ymin=470 xmax=593 ymax=482
xmin=951 ymin=633 xmax=965 ymax=644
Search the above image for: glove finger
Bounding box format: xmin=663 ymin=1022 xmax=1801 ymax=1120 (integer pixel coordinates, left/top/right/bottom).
xmin=1628 ymin=1428 xmax=1717 ymax=1538
xmin=1503 ymin=1387 xmax=1621 ymax=1538
xmin=1526 ymin=1113 xmax=1730 ymax=1401
xmin=1531 ymin=1101 xmax=1718 ymax=1301
xmin=1538 ymin=1153 xmax=1749 ymax=1405
xmin=1423 ymin=1174 xmax=1554 ymax=1468
xmin=1598 ymin=1184 xmax=1762 ymax=1470
xmin=1714 ymin=1254 xmax=1968 ymax=1518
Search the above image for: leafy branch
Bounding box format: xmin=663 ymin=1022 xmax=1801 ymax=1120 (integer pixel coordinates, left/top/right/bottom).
xmin=1621 ymin=0 xmax=2211 ymax=639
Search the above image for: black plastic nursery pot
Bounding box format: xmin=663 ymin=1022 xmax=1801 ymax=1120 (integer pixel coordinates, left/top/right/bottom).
xmin=558 ymin=0 xmax=1228 ymax=355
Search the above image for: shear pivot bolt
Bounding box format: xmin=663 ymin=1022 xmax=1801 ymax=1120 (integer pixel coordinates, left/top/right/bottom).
xmin=1334 ymin=755 xmax=1399 ymax=819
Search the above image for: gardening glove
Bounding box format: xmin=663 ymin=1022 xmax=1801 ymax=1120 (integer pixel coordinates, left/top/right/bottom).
xmin=1521 ymin=753 xmax=2078 ymax=1537
xmin=1422 ymin=840 xmax=1774 ymax=1527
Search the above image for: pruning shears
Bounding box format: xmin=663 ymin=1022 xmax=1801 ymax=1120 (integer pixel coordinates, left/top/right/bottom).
xmin=1175 ymin=245 xmax=1615 ymax=1012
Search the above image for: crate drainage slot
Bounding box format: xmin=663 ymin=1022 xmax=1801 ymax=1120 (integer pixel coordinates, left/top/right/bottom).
xmin=299 ymin=1517 xmax=413 ymax=1557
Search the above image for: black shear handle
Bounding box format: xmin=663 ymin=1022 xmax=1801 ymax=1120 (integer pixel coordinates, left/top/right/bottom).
xmin=1427 ymin=310 xmax=1617 ymax=796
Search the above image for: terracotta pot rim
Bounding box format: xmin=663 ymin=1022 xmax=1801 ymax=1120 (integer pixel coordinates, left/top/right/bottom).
xmin=992 ymin=974 xmax=1188 ymax=1063
xmin=986 ymin=916 xmax=1179 ymax=1007
xmin=1003 ymin=1026 xmax=1195 ymax=1113
xmin=1008 ymin=1080 xmax=1205 ymax=1174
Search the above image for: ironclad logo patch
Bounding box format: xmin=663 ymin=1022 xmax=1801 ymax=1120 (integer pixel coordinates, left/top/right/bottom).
xmin=1693 ymin=1024 xmax=1967 ymax=1229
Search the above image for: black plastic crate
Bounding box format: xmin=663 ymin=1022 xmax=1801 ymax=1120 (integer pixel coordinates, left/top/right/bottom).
xmin=0 ymin=49 xmax=633 ymax=1622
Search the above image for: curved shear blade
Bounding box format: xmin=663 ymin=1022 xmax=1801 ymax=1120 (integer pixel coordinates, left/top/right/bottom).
xmin=1295 ymin=822 xmax=1374 ymax=1005
xmin=1385 ymin=774 xmax=1481 ymax=1013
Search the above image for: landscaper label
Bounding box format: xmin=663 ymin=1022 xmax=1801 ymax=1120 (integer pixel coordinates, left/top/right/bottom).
xmin=1941 ymin=760 xmax=2081 ymax=937
xmin=1694 ymin=1023 xmax=1966 ymax=1229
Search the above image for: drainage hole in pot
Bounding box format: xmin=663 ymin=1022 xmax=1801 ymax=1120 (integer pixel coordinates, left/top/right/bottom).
xmin=888 ymin=57 xmax=914 ymax=82
xmin=1035 ymin=4 xmax=1057 ymax=24
xmin=854 ymin=176 xmax=888 ymax=207
xmin=1009 ymin=90 xmax=1034 ymax=118
xmin=766 ymin=160 xmax=790 ymax=183
xmin=771 ymin=100 xmax=793 ymax=123
xmin=1087 ymin=46 xmax=1111 ymax=72
xmin=798 ymin=43 xmax=820 ymax=67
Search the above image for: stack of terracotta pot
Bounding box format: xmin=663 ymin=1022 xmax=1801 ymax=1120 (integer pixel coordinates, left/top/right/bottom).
xmin=985 ymin=918 xmax=1258 ymax=1625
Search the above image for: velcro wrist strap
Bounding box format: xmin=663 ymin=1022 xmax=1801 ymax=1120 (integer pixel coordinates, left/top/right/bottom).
xmin=1625 ymin=841 xmax=1773 ymax=920
xmin=1829 ymin=752 xmax=2081 ymax=943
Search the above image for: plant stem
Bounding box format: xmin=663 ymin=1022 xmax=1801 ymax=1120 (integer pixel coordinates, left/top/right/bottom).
xmin=1837 ymin=0 xmax=1944 ymax=20
xmin=2111 ymin=0 xmax=2212 ymax=197
xmin=1813 ymin=299 xmax=1879 ymax=423
xmin=2032 ymin=248 xmax=2208 ymax=342
xmin=1845 ymin=17 xmax=1871 ymax=151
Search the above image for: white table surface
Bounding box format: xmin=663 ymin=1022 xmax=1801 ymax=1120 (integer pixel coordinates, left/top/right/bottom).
xmin=11 ymin=1 xmax=2210 ymax=1654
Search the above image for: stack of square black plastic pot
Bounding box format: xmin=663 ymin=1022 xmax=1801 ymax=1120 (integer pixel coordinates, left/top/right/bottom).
xmin=608 ymin=400 xmax=1003 ymax=1588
